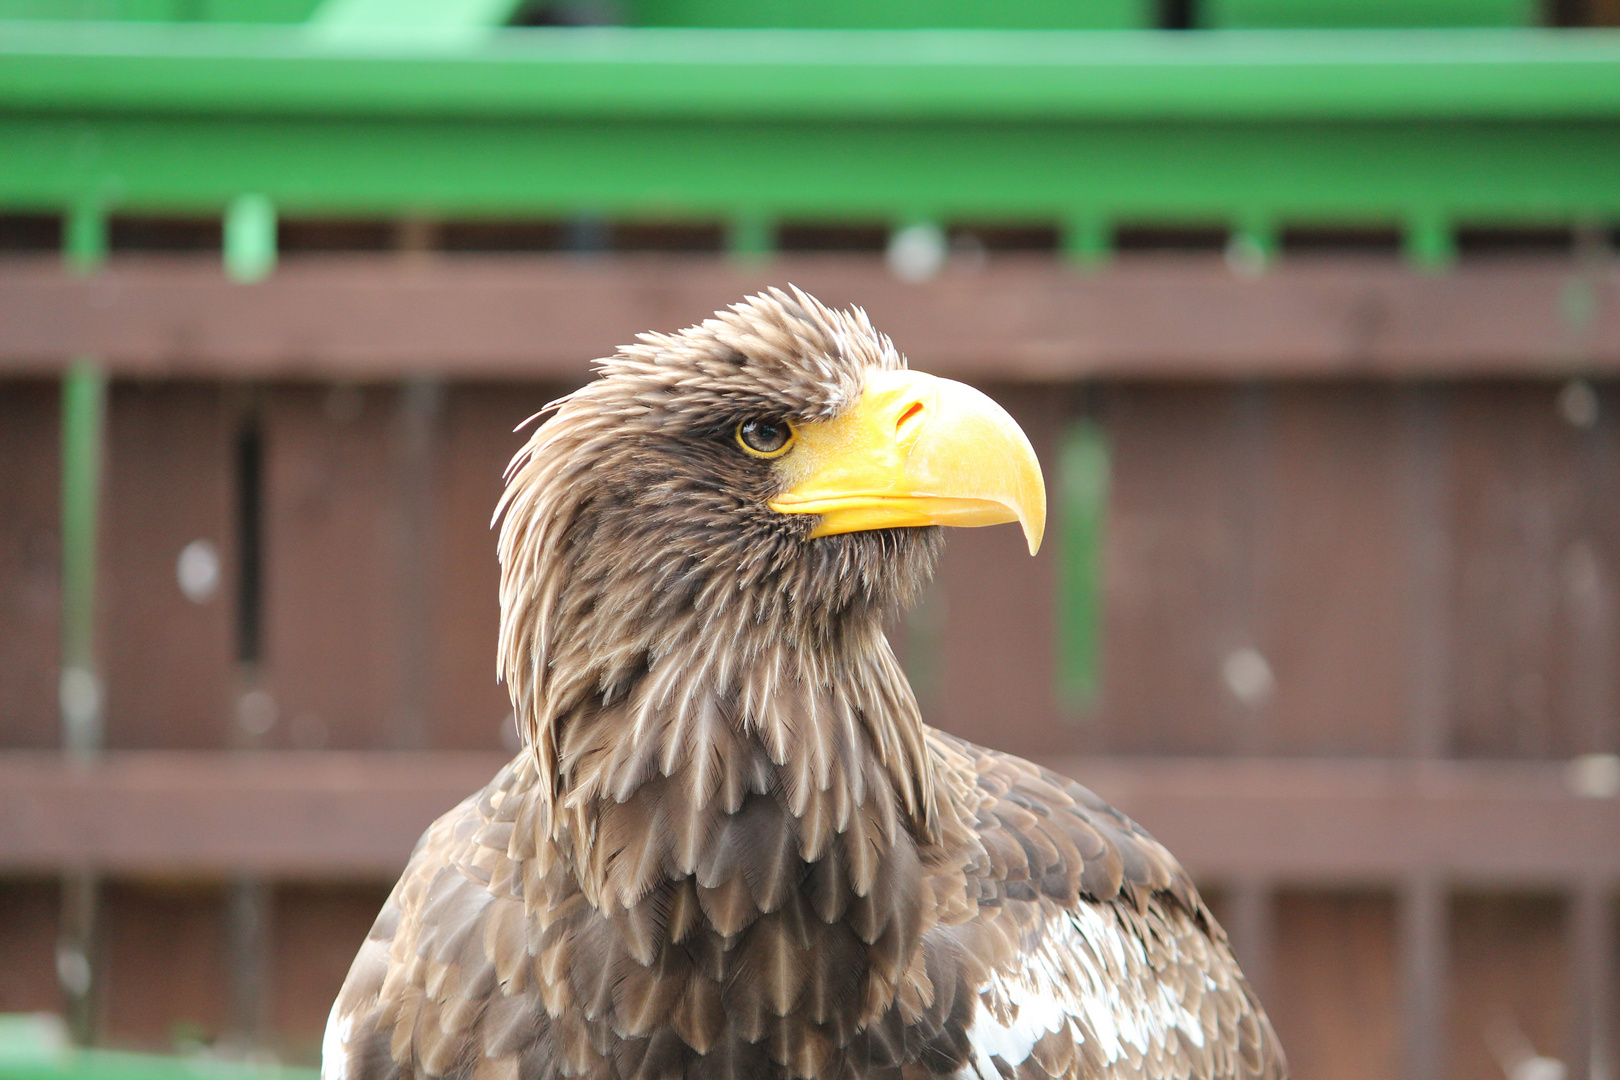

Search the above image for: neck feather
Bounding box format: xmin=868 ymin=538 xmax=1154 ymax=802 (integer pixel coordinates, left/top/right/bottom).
xmin=526 ymin=613 xmax=939 ymax=912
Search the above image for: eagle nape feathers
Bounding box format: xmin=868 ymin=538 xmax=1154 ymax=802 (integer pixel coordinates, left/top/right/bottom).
xmin=323 ymin=287 xmax=1287 ymax=1080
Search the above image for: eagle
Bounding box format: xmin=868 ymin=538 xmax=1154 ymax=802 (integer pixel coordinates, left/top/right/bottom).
xmin=322 ymin=288 xmax=1287 ymax=1080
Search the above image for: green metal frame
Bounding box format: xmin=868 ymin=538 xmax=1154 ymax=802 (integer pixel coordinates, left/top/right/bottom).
xmin=0 ymin=1014 xmax=317 ymax=1080
xmin=1057 ymin=419 xmax=1110 ymax=713
xmin=2 ymin=23 xmax=1620 ymax=238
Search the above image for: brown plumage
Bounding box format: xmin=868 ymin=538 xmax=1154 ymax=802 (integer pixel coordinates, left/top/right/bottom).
xmin=323 ymin=288 xmax=1287 ymax=1080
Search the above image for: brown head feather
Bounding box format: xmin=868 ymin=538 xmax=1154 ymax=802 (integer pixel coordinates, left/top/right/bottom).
xmin=495 ymin=287 xmax=944 ymax=908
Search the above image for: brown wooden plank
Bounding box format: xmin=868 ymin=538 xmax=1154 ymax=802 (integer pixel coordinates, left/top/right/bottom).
xmin=1094 ymin=385 xmax=1262 ymax=754
xmin=1566 ymin=883 xmax=1618 ymax=1080
xmin=428 ymin=384 xmax=566 ymax=751
xmin=101 ymin=383 xmax=236 ymax=749
xmin=261 ymin=386 xmax=403 ymax=751
xmin=1449 ymin=893 xmax=1568 ymax=1080
xmin=1448 ymin=384 xmax=1617 ymax=759
xmin=0 ymin=751 xmax=506 ymax=878
xmin=270 ymin=883 xmax=392 ymax=1064
xmin=1 ymin=752 xmax=1616 ymax=884
xmin=1053 ymin=757 xmax=1620 ymax=887
xmin=1266 ymin=891 xmax=1400 ymax=1080
xmin=0 ymin=380 xmax=61 ymax=749
xmin=2 ymin=255 xmax=1619 ymax=381
xmin=99 ymin=881 xmax=229 ymax=1051
xmin=1400 ymin=874 xmax=1449 ymax=1080
xmin=930 ymin=383 xmax=1068 ymax=758
xmin=1265 ymin=385 xmax=1412 ymax=756
xmin=0 ymin=878 xmax=61 ymax=1013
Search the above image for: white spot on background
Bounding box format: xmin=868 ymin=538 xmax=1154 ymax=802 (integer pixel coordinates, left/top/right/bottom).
xmin=56 ymin=945 xmax=92 ymax=998
xmin=1222 ymin=647 xmax=1275 ymax=707
xmin=888 ymin=224 xmax=948 ymax=283
xmin=1567 ymin=753 xmax=1620 ymax=799
xmin=1513 ymin=1057 xmax=1567 ymax=1080
xmin=1558 ymin=379 xmax=1599 ymax=429
xmin=176 ymin=538 xmax=221 ymax=603
xmin=58 ymin=667 xmax=102 ymax=729
xmin=237 ymin=689 xmax=279 ymax=736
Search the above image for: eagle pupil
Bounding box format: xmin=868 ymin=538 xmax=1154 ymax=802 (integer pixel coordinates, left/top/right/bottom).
xmin=739 ymin=419 xmax=790 ymax=455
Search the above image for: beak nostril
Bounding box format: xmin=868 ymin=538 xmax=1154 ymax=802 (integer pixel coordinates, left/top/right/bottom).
xmin=896 ymin=400 xmax=926 ymax=435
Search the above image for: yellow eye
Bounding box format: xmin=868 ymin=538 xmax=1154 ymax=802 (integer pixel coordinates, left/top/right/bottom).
xmin=736 ymin=418 xmax=795 ymax=458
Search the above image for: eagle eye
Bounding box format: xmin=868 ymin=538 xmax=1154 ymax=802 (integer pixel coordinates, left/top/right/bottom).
xmin=736 ymin=418 xmax=795 ymax=458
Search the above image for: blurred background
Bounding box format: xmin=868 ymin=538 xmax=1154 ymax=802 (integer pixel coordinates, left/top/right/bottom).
xmin=2 ymin=2 xmax=1619 ymax=1079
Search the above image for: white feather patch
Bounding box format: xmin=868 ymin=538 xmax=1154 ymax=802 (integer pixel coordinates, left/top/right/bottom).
xmin=961 ymin=903 xmax=1209 ymax=1080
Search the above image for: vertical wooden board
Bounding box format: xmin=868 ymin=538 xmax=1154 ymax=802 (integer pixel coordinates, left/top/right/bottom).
xmin=430 ymin=383 xmax=572 ymax=751
xmin=0 ymin=381 xmax=61 ymax=749
xmin=1267 ymin=891 xmax=1400 ymax=1080
xmin=100 ymin=882 xmax=229 ymax=1049
xmin=1552 ymin=381 xmax=1618 ymax=759
xmin=0 ymin=879 xmax=61 ymax=1012
xmin=1448 ymin=385 xmax=1590 ymax=759
xmin=101 ymin=382 xmax=236 ymax=749
xmin=1095 ymin=384 xmax=1265 ymax=755
xmin=929 ymin=383 xmax=1065 ymax=758
xmin=262 ymin=385 xmax=400 ymax=750
xmin=270 ymin=883 xmax=393 ymax=1064
xmin=1263 ymin=385 xmax=1409 ymax=756
xmin=1447 ymin=894 xmax=1568 ymax=1080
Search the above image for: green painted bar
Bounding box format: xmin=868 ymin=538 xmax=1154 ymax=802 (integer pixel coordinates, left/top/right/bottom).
xmin=62 ymin=201 xmax=105 ymax=273
xmin=58 ymin=359 xmax=105 ymax=757
xmin=4 ymin=112 xmax=1616 ymax=222
xmin=1228 ymin=212 xmax=1277 ymax=274
xmin=0 ymin=0 xmax=323 ymax=20
xmin=223 ymin=193 xmax=276 ymax=282
xmin=1057 ymin=418 xmax=1110 ymax=712
xmin=1 ymin=25 xmax=1616 ymax=227
xmin=3 ymin=25 xmax=1620 ymax=122
xmin=725 ymin=211 xmax=775 ymax=259
xmin=1205 ymin=0 xmax=1537 ymax=28
xmin=625 ymin=0 xmax=1151 ymax=30
xmin=1404 ymin=209 xmax=1457 ymax=269
xmin=1060 ymin=214 xmax=1112 ymax=268
xmin=0 ymin=1013 xmax=318 ymax=1080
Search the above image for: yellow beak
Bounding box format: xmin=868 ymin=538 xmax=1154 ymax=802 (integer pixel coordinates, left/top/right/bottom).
xmin=768 ymin=368 xmax=1046 ymax=555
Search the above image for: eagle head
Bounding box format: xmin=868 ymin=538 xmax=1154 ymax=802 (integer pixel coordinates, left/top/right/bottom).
xmin=494 ymin=287 xmax=1044 ymax=888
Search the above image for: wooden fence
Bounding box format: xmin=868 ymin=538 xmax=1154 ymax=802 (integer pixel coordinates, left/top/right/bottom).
xmin=1 ymin=245 xmax=1617 ymax=1080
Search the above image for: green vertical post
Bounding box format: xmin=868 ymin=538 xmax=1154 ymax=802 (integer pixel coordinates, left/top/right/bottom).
xmin=64 ymin=201 xmax=107 ymax=276
xmin=1404 ymin=210 xmax=1455 ymax=272
xmin=60 ymin=361 xmax=106 ymax=757
xmin=1057 ymin=417 xmax=1111 ymax=710
xmin=59 ymin=360 xmax=106 ymax=1049
xmin=1062 ymin=213 xmax=1111 ymax=269
xmin=60 ymin=200 xmax=108 ymax=1048
xmin=1228 ymin=213 xmax=1277 ymax=275
xmin=225 ymin=194 xmax=278 ymax=283
xmin=59 ymin=200 xmax=108 ymax=751
xmin=727 ymin=211 xmax=774 ymax=260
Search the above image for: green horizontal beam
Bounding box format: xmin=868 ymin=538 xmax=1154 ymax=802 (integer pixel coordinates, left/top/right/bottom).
xmin=4 ymin=110 xmax=1618 ymax=222
xmin=0 ymin=1048 xmax=318 ymax=1080
xmin=3 ymin=23 xmax=1619 ymax=225
xmin=0 ymin=1014 xmax=316 ymax=1080
xmin=3 ymin=23 xmax=1620 ymax=122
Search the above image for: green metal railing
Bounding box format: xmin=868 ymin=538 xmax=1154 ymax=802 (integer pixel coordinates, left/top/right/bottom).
xmin=2 ymin=24 xmax=1619 ymax=258
xmin=0 ymin=1016 xmax=318 ymax=1080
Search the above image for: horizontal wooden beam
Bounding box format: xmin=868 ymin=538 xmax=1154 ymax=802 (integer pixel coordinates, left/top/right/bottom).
xmin=1 ymin=751 xmax=1614 ymax=886
xmin=2 ymin=254 xmax=1618 ymax=382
